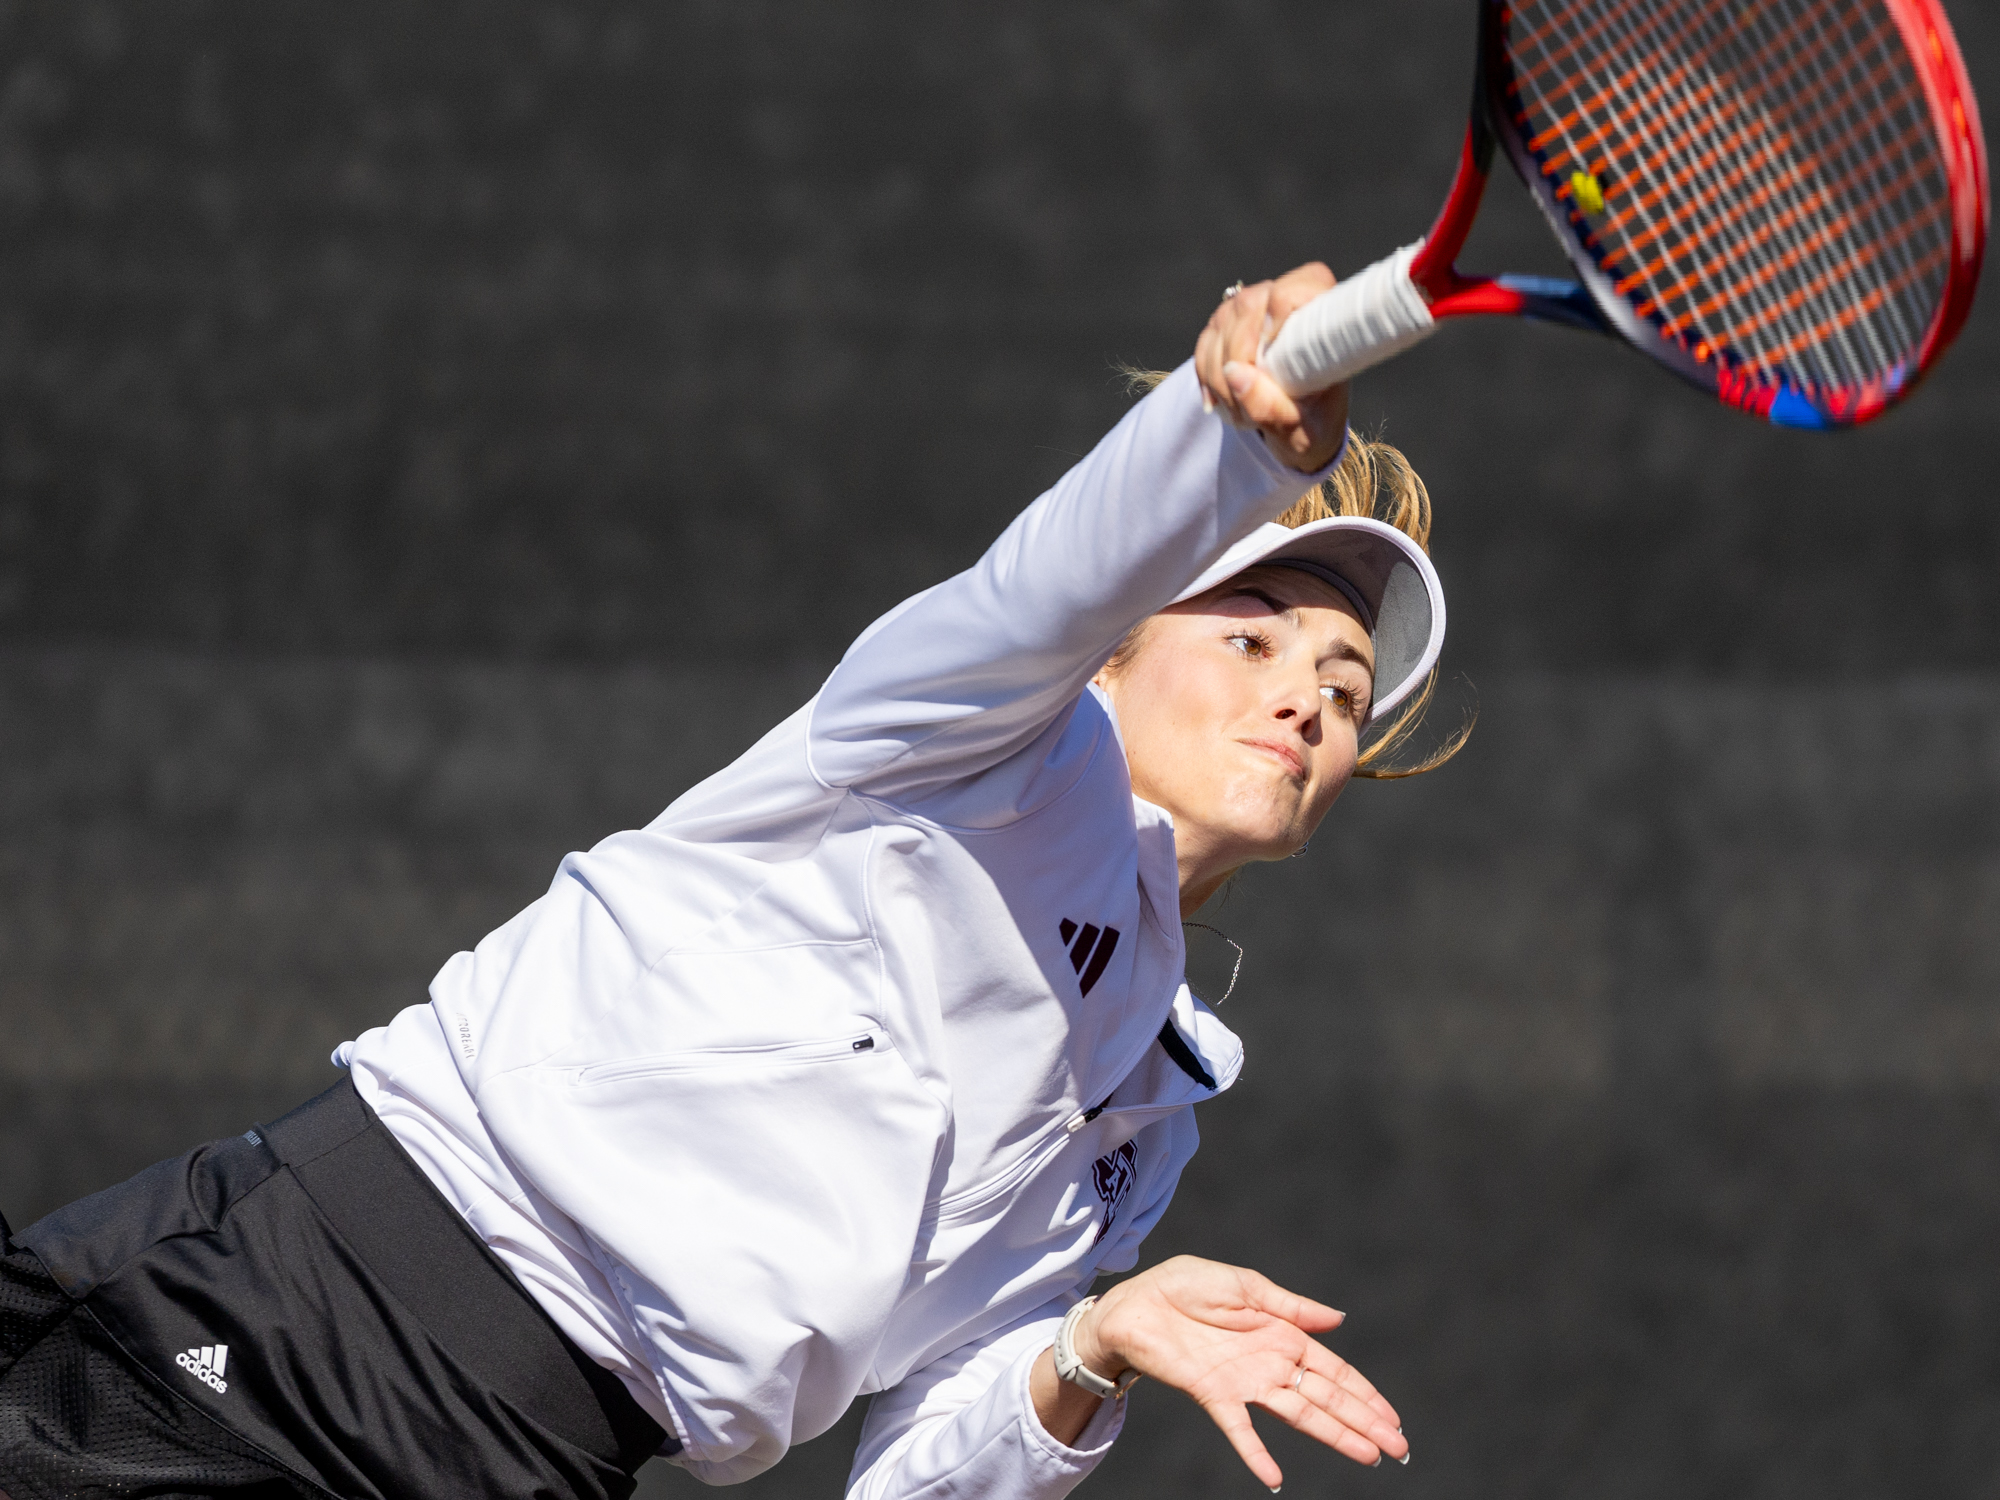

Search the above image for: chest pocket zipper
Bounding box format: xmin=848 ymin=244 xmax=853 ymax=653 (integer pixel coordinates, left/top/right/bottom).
xmin=571 ymin=1032 xmax=886 ymax=1086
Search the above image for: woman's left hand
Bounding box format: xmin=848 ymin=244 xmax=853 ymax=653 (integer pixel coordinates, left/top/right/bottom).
xmin=1194 ymin=264 xmax=1352 ymax=473
xmin=1030 ymin=1254 xmax=1408 ymax=1488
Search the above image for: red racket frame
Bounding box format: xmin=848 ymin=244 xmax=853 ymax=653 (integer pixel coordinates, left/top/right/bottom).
xmin=1408 ymin=0 xmax=1988 ymax=428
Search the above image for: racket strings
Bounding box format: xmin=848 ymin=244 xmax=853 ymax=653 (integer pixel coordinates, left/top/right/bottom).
xmin=1555 ymin=0 xmax=1945 ymax=390
xmin=1568 ymin=0 xmax=1928 ymax=382
xmin=1599 ymin=54 xmax=1931 ymax=320
xmin=1588 ymin=10 xmax=1926 ymax=328
xmin=1711 ymin=2 xmax=1943 ymax=364
xmin=1501 ymin=0 xmax=1953 ymax=402
xmin=1564 ymin=5 xmax=1824 ymax=357
xmin=1540 ymin=0 xmax=1933 ymax=357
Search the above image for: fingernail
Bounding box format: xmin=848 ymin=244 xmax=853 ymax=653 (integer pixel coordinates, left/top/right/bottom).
xmin=1372 ymin=1456 xmax=1382 ymax=1468
xmin=1201 ymin=387 xmax=1215 ymax=414
xmin=1223 ymin=361 xmax=1255 ymax=396
xmin=1268 ymin=1488 xmax=1281 ymax=1495
xmin=1398 ymin=1452 xmax=1410 ymax=1466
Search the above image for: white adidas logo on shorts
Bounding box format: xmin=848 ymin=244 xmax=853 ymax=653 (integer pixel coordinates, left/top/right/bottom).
xmin=175 ymin=1342 xmax=229 ymax=1394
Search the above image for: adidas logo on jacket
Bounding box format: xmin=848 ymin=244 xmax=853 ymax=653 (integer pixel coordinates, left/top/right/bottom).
xmin=176 ymin=1343 xmax=228 ymax=1394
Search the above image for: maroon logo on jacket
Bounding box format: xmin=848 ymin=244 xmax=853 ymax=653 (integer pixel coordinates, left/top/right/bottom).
xmin=1091 ymin=1140 xmax=1138 ymax=1245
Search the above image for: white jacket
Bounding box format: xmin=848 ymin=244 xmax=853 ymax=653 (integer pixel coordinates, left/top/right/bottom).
xmin=336 ymin=361 xmax=1338 ymax=1496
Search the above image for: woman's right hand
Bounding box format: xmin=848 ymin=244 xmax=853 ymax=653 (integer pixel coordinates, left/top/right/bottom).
xmin=1074 ymin=1254 xmax=1408 ymax=1488
xmin=1194 ymin=264 xmax=1352 ymax=474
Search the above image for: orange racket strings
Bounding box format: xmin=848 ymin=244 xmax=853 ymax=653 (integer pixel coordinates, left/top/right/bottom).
xmin=1502 ymin=0 xmax=1953 ymax=397
xmin=1524 ymin=0 xmax=1933 ymax=385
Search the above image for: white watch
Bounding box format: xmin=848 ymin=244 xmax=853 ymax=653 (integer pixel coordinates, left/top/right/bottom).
xmin=1053 ymin=1296 xmax=1140 ymax=1400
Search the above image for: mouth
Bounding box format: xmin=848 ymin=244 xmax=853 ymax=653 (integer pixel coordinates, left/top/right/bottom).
xmin=1239 ymin=737 xmax=1306 ymax=782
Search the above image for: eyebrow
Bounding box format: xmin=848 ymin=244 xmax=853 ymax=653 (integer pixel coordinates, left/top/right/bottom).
xmin=1230 ymin=586 xmax=1375 ymax=674
xmin=1229 ymin=586 xmax=1294 ymax=621
xmin=1322 ymin=639 xmax=1373 ymax=673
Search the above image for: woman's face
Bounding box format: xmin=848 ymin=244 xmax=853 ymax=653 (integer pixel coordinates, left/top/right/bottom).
xmin=1096 ymin=565 xmax=1374 ymax=904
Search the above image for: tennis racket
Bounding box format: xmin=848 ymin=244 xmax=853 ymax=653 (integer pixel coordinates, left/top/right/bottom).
xmin=1261 ymin=0 xmax=1989 ymax=429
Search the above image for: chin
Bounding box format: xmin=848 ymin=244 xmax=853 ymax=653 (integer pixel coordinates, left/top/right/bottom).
xmin=1218 ymin=811 xmax=1309 ymax=862
xmin=1199 ymin=779 xmax=1316 ymax=859
xmin=1246 ymin=808 xmax=1324 ymax=862
xmin=1256 ymin=833 xmax=1310 ymax=864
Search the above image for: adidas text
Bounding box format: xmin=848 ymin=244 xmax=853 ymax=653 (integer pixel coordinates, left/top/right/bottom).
xmin=176 ymin=1343 xmax=229 ymax=1394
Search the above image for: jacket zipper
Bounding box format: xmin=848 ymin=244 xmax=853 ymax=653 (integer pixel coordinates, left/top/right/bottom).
xmin=1064 ymin=1102 xmax=1109 ymax=1135
xmin=1064 ymin=1095 xmax=1199 ymax=1135
xmin=937 ymin=1092 xmax=1198 ymax=1223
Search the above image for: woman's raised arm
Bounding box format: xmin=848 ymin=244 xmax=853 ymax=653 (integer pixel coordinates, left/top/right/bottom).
xmin=807 ymin=266 xmax=1351 ymax=807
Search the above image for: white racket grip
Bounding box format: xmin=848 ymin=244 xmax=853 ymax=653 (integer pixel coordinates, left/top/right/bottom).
xmin=1259 ymin=241 xmax=1437 ymax=396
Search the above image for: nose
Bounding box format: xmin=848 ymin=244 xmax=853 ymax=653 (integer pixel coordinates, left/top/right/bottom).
xmin=1268 ymin=666 xmax=1324 ymax=741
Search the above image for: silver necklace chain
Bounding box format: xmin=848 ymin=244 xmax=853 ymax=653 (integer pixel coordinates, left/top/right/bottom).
xmin=1180 ymin=922 xmax=1244 ymax=1006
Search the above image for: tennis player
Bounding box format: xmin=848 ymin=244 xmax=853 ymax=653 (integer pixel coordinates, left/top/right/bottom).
xmin=0 ymin=263 xmax=1453 ymax=1500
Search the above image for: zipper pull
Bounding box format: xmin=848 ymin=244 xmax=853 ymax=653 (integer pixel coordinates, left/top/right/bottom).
xmin=1064 ymin=1102 xmax=1109 ymax=1134
xmin=852 ymin=1036 xmax=876 ymax=1052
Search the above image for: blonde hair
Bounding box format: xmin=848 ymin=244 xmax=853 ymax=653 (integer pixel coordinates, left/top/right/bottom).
xmin=1110 ymin=368 xmax=1472 ymax=780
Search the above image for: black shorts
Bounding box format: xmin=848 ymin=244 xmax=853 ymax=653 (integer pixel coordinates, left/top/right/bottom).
xmin=0 ymin=1080 xmax=667 ymax=1500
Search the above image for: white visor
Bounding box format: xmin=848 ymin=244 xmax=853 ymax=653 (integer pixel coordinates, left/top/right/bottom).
xmin=1170 ymin=517 xmax=1446 ymax=725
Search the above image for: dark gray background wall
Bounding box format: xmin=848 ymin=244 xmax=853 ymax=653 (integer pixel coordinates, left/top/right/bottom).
xmin=0 ymin=3 xmax=1995 ymax=1498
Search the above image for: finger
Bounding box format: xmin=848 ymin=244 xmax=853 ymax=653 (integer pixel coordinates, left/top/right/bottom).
xmin=1223 ymin=362 xmax=1304 ymax=435
xmin=1224 ymin=282 xmax=1274 ymax=377
xmin=1300 ymin=1344 xmax=1401 ymax=1430
xmin=1203 ymin=1399 xmax=1286 ymax=1492
xmin=1298 ymin=1345 xmax=1401 ymax=1432
xmin=1198 ymin=315 xmax=1248 ymax=419
xmin=1263 ymin=261 xmax=1337 ymax=337
xmin=1197 ymin=286 xmax=1264 ymax=421
xmin=1196 ymin=283 xmax=1271 ymax=426
xmin=1258 ymin=1387 xmax=1387 ymax=1469
xmin=1236 ymin=1269 xmax=1346 ymax=1335
xmin=1194 ymin=322 xmax=1224 ymax=414
xmin=1297 ymin=1369 xmax=1407 ymax=1459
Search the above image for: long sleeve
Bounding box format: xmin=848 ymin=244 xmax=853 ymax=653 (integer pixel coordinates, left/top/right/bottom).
xmin=807 ymin=362 xmax=1340 ymax=806
xmin=846 ymin=1303 xmax=1125 ymax=1500
xmin=841 ymin=1097 xmax=1204 ymax=1497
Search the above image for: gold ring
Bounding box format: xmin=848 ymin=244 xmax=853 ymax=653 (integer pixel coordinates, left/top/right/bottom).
xmin=1223 ymin=281 xmax=1245 ymax=299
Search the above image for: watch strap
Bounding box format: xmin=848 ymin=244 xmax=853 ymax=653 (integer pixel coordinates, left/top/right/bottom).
xmin=1053 ymin=1296 xmax=1140 ymax=1400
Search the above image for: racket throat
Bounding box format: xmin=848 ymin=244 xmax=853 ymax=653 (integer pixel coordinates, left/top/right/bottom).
xmin=1410 ymin=123 xmax=1493 ymax=303
xmin=1408 ymin=120 xmax=1606 ymax=334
